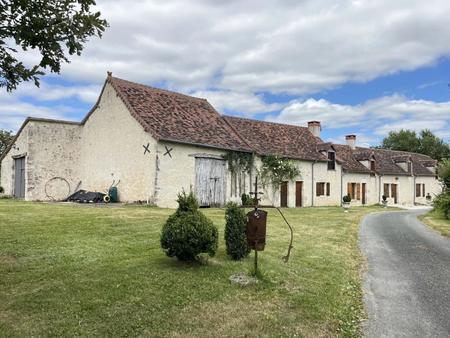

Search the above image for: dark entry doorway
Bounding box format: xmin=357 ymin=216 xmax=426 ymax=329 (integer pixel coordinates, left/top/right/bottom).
xmin=14 ymin=157 xmax=25 ymax=199
xmin=391 ymin=184 xmax=398 ymax=204
xmin=280 ymin=181 xmax=288 ymax=207
xmin=295 ymin=181 xmax=303 ymax=207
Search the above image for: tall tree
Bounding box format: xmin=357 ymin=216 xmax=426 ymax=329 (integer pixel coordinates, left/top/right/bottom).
xmin=380 ymin=130 xmax=421 ymax=153
xmin=0 ymin=129 xmax=14 ymax=158
xmin=0 ymin=0 xmax=108 ymax=91
xmin=379 ymin=129 xmax=450 ymax=161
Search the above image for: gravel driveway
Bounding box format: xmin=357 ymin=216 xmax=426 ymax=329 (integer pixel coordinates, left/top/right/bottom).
xmin=360 ymin=209 xmax=450 ymax=337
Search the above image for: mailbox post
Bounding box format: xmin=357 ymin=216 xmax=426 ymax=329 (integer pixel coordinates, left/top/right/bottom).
xmin=246 ymin=176 xmax=267 ymax=274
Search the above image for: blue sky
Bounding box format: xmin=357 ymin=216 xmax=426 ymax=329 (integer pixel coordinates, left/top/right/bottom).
xmin=1 ymin=0 xmax=450 ymax=147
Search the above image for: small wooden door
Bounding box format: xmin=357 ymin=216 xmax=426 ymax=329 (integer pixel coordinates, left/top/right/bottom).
xmin=362 ymin=183 xmax=366 ymax=205
xmin=391 ymin=184 xmax=398 ymax=204
xmin=280 ymin=181 xmax=288 ymax=207
xmin=14 ymin=157 xmax=26 ymax=199
xmin=195 ymin=157 xmax=227 ymax=207
xmin=295 ymin=181 xmax=303 ymax=207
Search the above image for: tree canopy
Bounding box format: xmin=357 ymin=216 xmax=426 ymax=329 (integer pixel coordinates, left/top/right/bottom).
xmin=378 ymin=129 xmax=450 ymax=161
xmin=0 ymin=0 xmax=108 ymax=91
xmin=0 ymin=129 xmax=14 ymax=157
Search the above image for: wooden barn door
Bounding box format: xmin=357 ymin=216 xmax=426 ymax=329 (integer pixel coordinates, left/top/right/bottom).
xmin=195 ymin=158 xmax=227 ymax=207
xmin=280 ymin=181 xmax=288 ymax=207
xmin=14 ymin=157 xmax=25 ymax=199
xmin=295 ymin=181 xmax=303 ymax=207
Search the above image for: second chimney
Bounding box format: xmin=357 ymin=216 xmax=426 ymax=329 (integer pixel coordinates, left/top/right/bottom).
xmin=308 ymin=121 xmax=321 ymax=138
xmin=346 ymin=134 xmax=356 ymax=150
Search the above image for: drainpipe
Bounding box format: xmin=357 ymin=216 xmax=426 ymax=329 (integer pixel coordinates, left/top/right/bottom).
xmin=378 ymin=174 xmax=383 ymax=203
xmin=311 ymin=161 xmax=317 ymax=207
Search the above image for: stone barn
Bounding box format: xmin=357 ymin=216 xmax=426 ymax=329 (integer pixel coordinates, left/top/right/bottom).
xmin=0 ymin=73 xmax=442 ymax=208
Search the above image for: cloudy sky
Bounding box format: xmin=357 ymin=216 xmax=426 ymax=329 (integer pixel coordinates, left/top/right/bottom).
xmin=2 ymin=0 xmax=450 ymax=147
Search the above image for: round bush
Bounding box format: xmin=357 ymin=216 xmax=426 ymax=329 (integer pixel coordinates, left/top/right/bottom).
xmin=160 ymin=191 xmax=218 ymax=261
xmin=343 ymin=195 xmax=351 ymax=203
xmin=225 ymin=202 xmax=250 ymax=260
xmin=0 ymin=186 xmax=4 ymax=194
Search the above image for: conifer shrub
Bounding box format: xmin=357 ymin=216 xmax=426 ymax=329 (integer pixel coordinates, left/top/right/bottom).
xmin=225 ymin=202 xmax=250 ymax=260
xmin=160 ymin=190 xmax=218 ymax=261
xmin=241 ymin=193 xmax=253 ymax=206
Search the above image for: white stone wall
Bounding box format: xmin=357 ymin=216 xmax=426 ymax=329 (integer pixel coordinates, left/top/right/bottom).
xmin=0 ymin=121 xmax=82 ymax=200
xmin=415 ymin=176 xmax=443 ymax=205
xmin=79 ymin=83 xmax=157 ymax=202
xmin=249 ymin=158 xmax=342 ymax=208
xmin=343 ymin=173 xmax=378 ymax=206
xmin=155 ymin=142 xmax=231 ymax=208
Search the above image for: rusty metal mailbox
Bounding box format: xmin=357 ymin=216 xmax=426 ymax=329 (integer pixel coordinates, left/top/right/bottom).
xmin=246 ymin=209 xmax=267 ymax=251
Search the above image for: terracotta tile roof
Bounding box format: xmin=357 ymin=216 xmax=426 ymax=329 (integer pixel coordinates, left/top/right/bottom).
xmin=108 ymin=76 xmax=252 ymax=152
xmin=91 ymin=76 xmax=437 ymax=175
xmin=334 ymin=144 xmax=436 ymax=176
xmin=223 ymin=116 xmax=327 ymax=161
xmin=333 ymin=144 xmax=372 ymax=173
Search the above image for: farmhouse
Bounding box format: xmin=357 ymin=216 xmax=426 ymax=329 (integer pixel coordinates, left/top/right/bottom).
xmin=0 ymin=73 xmax=442 ymax=208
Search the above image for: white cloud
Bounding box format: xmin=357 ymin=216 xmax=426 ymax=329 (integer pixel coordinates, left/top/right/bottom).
xmin=191 ymin=90 xmax=282 ymax=115
xmin=8 ymin=81 xmax=101 ymax=103
xmin=48 ymin=0 xmax=450 ymax=95
xmin=0 ymin=99 xmax=76 ymax=131
xmin=270 ymin=94 xmax=450 ymax=141
xmin=268 ymin=98 xmax=364 ymax=128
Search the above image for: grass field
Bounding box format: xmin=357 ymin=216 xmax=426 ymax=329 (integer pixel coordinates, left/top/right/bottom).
xmin=0 ymin=200 xmax=388 ymax=337
xmin=420 ymin=209 xmax=450 ymax=238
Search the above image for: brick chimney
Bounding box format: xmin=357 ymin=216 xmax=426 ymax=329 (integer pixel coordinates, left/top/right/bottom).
xmin=346 ymin=134 xmax=356 ymax=150
xmin=308 ymin=121 xmax=321 ymax=138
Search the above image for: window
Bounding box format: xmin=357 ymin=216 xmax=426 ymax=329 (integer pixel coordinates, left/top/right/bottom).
xmin=416 ymin=184 xmax=421 ymax=198
xmin=383 ymin=183 xmax=390 ymax=198
xmin=347 ymin=182 xmax=361 ymax=200
xmin=370 ymin=160 xmax=376 ymax=171
xmin=316 ymin=182 xmax=330 ymax=196
xmin=327 ymin=152 xmax=336 ymax=170
xmin=316 ymin=182 xmax=325 ymax=196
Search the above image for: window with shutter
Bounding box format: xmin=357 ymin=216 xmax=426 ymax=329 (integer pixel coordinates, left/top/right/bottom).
xmin=316 ymin=182 xmax=325 ymax=196
xmin=347 ymin=183 xmax=353 ymax=199
xmin=356 ymin=183 xmax=361 ymax=200
xmin=326 ymin=182 xmax=330 ymax=196
xmin=422 ymin=184 xmax=425 ymax=197
xmin=383 ymin=184 xmax=390 ymax=197
xmin=416 ymin=184 xmax=421 ymax=198
xmin=370 ymin=160 xmax=376 ymax=171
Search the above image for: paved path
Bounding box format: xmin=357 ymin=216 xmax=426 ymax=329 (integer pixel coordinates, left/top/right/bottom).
xmin=360 ymin=210 xmax=450 ymax=338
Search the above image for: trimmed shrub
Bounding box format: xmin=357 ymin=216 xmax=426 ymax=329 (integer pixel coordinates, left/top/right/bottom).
xmin=241 ymin=193 xmax=253 ymax=206
xmin=343 ymin=195 xmax=351 ymax=203
xmin=0 ymin=186 xmax=4 ymax=194
xmin=225 ymin=202 xmax=250 ymax=260
xmin=160 ymin=190 xmax=218 ymax=261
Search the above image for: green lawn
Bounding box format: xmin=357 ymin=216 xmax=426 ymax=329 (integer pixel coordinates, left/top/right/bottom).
xmin=0 ymin=200 xmax=387 ymax=337
xmin=420 ymin=210 xmax=450 ymax=237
